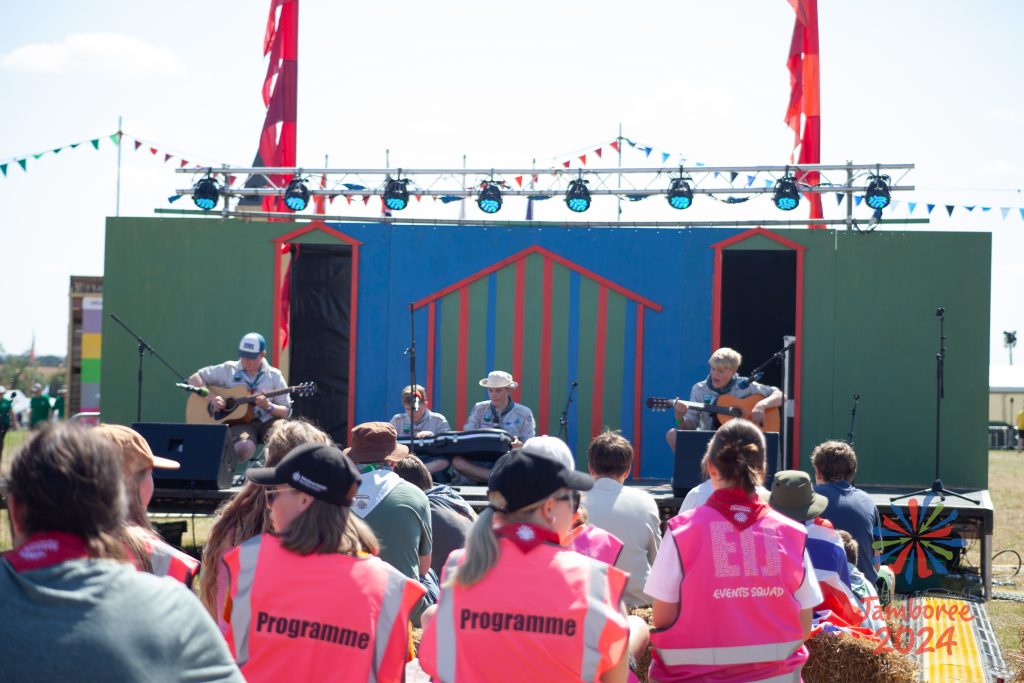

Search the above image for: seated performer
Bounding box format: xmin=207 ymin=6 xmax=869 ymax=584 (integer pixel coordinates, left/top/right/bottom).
xmin=188 ymin=332 xmax=291 ymax=463
xmin=665 ymin=347 xmax=783 ymax=454
xmin=457 ymin=370 xmax=535 ymax=483
xmin=388 ymin=384 xmax=452 ymax=479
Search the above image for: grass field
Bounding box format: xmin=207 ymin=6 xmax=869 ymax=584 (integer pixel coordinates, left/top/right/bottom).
xmin=1 ymin=428 xmax=1022 ymax=666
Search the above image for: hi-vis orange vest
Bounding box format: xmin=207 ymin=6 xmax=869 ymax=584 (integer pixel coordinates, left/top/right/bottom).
xmin=419 ymin=536 xmax=630 ymax=682
xmin=223 ymin=533 xmax=424 ymax=683
xmin=146 ymin=535 xmax=200 ymax=588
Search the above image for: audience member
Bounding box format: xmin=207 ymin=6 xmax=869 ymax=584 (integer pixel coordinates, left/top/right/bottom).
xmin=583 ymin=430 xmax=662 ymax=607
xmin=770 ymin=469 xmax=866 ymax=630
xmin=837 ymin=529 xmax=886 ymax=634
xmin=811 ymin=440 xmax=881 ymax=583
xmin=419 ymin=447 xmax=632 ymax=683
xmin=344 ymin=421 xmax=435 ymax=625
xmin=392 ymin=453 xmax=476 ymax=576
xmin=678 ymin=450 xmax=771 ymax=514
xmin=224 ymin=443 xmax=422 ymax=682
xmin=645 ymin=419 xmax=821 ymax=683
xmin=94 ymin=423 xmax=200 ymax=586
xmin=0 ymin=423 xmax=242 ymax=681
xmin=199 ymin=419 xmax=331 ymax=629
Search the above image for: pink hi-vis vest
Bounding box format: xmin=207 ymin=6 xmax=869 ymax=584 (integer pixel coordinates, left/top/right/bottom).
xmin=223 ymin=533 xmax=424 ymax=683
xmin=419 ymin=537 xmax=630 ymax=683
xmin=568 ymin=524 xmax=624 ymax=566
xmin=649 ymin=505 xmax=809 ymax=683
xmin=146 ymin=535 xmax=200 ymax=588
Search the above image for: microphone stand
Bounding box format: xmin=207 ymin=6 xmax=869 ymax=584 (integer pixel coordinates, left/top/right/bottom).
xmin=403 ymin=303 xmax=418 ymax=454
xmin=846 ymin=394 xmax=860 ymax=447
xmin=557 ymin=381 xmax=578 ymax=442
xmin=892 ymin=308 xmax=978 ymax=505
xmin=109 ymin=313 xmax=186 ymax=423
xmin=741 ymin=339 xmax=795 ymax=389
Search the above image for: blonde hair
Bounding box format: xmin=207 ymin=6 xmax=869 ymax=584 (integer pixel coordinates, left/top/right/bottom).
xmin=709 ymin=347 xmax=742 ymax=370
xmin=198 ymin=418 xmax=331 ymax=618
xmin=277 ymin=498 xmax=379 ymax=557
xmin=447 ymin=491 xmax=552 ymax=589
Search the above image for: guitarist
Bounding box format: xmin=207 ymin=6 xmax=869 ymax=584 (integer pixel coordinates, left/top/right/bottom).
xmin=187 ymin=332 xmax=290 ymax=463
xmin=665 ymin=347 xmax=783 ymax=452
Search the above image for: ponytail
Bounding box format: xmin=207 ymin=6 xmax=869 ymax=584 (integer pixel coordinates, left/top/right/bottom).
xmin=706 ymin=418 xmax=765 ymax=494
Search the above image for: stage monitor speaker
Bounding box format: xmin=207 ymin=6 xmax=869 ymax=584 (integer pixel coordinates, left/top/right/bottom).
xmin=672 ymin=429 xmax=780 ymax=497
xmin=132 ymin=422 xmax=234 ymax=490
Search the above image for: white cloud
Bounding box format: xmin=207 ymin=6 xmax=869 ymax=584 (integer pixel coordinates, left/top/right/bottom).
xmin=987 ymin=109 xmax=1024 ymax=123
xmin=1 ymin=32 xmax=186 ymax=78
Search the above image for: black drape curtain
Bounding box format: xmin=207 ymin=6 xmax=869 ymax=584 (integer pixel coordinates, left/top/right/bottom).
xmin=288 ymin=243 xmax=351 ymax=445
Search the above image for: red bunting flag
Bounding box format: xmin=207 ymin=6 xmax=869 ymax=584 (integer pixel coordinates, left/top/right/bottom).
xmin=228 ymin=175 xmax=237 ymax=186
xmin=594 ymin=148 xmax=603 ymax=158
xmin=164 ymin=153 xmax=173 ymax=163
xmin=149 ymin=147 xmax=158 ymax=155
xmin=362 ymin=195 xmax=370 ymax=205
xmin=578 ymin=154 xmax=587 ymax=166
xmin=562 ymin=160 xmax=570 ymax=168
xmin=532 ymin=174 xmax=539 ymax=183
xmin=609 ymin=141 xmax=619 ymax=152
xmin=345 ymin=196 xmax=352 ymax=205
xmin=415 ymin=194 xmax=422 ymax=202
xmin=134 ymin=140 xmax=142 ymax=151
xmin=313 ymin=172 xmax=327 ymax=213
xmin=785 ymin=0 xmax=823 ymax=226
xmin=179 ymin=159 xmax=189 ymax=167
xmin=515 ymin=176 xmax=523 ymax=188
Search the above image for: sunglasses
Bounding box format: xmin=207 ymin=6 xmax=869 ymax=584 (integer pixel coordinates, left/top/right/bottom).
xmin=552 ymin=491 xmax=577 ymax=504
xmin=264 ymin=487 xmax=295 ymax=504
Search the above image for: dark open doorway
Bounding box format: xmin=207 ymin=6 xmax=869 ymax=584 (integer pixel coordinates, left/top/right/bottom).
xmin=288 ymin=243 xmax=352 ymax=445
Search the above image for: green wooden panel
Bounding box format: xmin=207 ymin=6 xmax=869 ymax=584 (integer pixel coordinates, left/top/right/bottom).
xmin=520 ymin=253 xmax=543 ymax=411
xmin=602 ymin=291 xmax=626 ymax=434
xmin=547 ymin=263 xmax=571 ymax=442
xmin=576 ymin=278 xmax=597 ymax=451
xmin=465 ymin=278 xmax=490 ymax=416
xmin=494 ymin=268 xmax=516 ymax=373
xmin=438 ymin=291 xmax=461 ymax=426
xmin=80 ymin=358 xmax=101 ymax=384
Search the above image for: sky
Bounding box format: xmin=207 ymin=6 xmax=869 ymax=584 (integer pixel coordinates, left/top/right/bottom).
xmin=1 ymin=1 xmax=1022 ymax=364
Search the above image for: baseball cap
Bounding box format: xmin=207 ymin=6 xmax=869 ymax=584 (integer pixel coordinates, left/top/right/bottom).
xmin=521 ymin=435 xmax=575 ymax=471
xmin=93 ymin=423 xmax=181 ymax=476
xmin=247 ymin=443 xmax=361 ymax=507
xmin=488 ymin=447 xmax=593 ymax=513
xmin=238 ymin=332 xmax=266 ymax=359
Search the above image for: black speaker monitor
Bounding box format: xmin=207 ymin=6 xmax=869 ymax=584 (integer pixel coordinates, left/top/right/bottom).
xmin=672 ymin=429 xmax=781 ymax=497
xmin=132 ymin=422 xmax=235 ymax=490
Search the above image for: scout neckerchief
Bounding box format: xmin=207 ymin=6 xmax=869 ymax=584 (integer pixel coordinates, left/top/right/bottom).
xmin=705 ymin=487 xmax=769 ymax=532
xmin=351 ymin=464 xmax=401 ymax=519
xmin=488 ymin=399 xmax=515 ymax=427
xmin=496 ymin=523 xmax=561 ymax=553
xmin=706 ymin=374 xmax=738 ymax=396
xmin=5 ymin=532 xmax=91 ymax=572
xmin=234 ymin=361 xmax=265 ymax=391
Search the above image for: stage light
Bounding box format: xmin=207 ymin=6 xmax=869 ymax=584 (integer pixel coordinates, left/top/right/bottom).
xmin=192 ymin=176 xmax=220 ymax=211
xmin=666 ymin=177 xmax=693 ymax=210
xmin=477 ymin=182 xmax=502 ymax=214
xmin=283 ymin=178 xmax=310 ymax=212
xmin=773 ymin=176 xmax=800 ymax=211
xmin=383 ymin=178 xmax=409 ymax=211
xmin=864 ymin=175 xmax=891 ymax=210
xmin=565 ymin=178 xmax=591 ymax=213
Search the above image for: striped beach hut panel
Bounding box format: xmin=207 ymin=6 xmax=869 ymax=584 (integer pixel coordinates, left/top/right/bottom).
xmin=412 ymin=245 xmax=662 ymax=472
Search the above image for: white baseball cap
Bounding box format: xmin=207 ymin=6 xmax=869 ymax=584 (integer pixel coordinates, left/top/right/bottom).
xmin=521 ymin=435 xmax=575 ymax=471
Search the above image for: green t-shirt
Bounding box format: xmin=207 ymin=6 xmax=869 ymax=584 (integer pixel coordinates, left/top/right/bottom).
xmin=363 ymin=479 xmax=433 ymax=580
xmin=54 ymin=395 xmax=65 ymax=419
xmin=30 ymin=395 xmax=51 ymax=425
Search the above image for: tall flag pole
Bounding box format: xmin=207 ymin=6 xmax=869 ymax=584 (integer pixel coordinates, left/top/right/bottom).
xmin=785 ymin=0 xmax=823 ymax=227
xmin=240 ymin=0 xmax=298 ymax=215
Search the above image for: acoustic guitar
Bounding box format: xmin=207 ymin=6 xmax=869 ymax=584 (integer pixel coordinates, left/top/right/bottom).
xmin=646 ymin=394 xmax=781 ymax=432
xmin=185 ymin=382 xmax=317 ymax=426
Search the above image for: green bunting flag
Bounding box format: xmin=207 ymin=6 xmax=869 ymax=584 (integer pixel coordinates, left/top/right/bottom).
xmin=32 ymin=152 xmax=45 ymax=159
xmin=90 ymin=139 xmax=100 ymax=150
xmin=110 ymin=133 xmax=120 ymax=145
xmin=1 ymin=163 xmax=7 ymax=176
xmin=17 ymin=159 xmax=27 ymax=171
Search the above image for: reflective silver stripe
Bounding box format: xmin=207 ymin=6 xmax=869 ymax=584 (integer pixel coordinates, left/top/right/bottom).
xmin=149 ymin=544 xmax=172 ymax=577
xmin=230 ymin=536 xmax=263 ymax=666
xmin=435 ymin=552 xmax=462 ymax=682
xmin=369 ymin=568 xmax=411 ymax=683
xmin=655 ymin=639 xmax=804 ymax=666
xmin=580 ymin=561 xmax=611 ymax=682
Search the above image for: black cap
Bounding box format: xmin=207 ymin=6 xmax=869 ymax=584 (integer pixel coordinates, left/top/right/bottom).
xmin=247 ymin=443 xmax=361 ymax=507
xmin=488 ymin=448 xmax=594 ymax=513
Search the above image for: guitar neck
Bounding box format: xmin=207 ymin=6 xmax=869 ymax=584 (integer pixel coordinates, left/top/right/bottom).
xmin=235 ymin=386 xmax=298 ymax=405
xmin=676 ymin=399 xmax=740 ymax=416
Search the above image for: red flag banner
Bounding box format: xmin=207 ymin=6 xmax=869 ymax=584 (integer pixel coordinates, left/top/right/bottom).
xmin=594 ymin=148 xmax=603 ymax=158
xmin=578 ymin=154 xmax=587 ymax=166
xmin=562 ymin=160 xmax=570 ymax=168
xmin=149 ymin=147 xmax=158 ymax=155
xmin=786 ymin=0 xmax=823 ymax=226
xmin=242 ymin=0 xmax=298 ymax=215
xmin=515 ymin=176 xmax=523 ymax=188
xmin=609 ymin=140 xmax=619 ymax=153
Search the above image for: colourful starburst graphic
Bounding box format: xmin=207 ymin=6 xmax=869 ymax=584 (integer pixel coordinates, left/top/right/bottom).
xmin=874 ymin=493 xmax=966 ymax=582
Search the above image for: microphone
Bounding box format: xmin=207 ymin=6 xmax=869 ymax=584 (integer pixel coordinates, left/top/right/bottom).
xmin=737 ymin=371 xmax=762 ymax=390
xmin=175 ymin=383 xmax=209 ymax=397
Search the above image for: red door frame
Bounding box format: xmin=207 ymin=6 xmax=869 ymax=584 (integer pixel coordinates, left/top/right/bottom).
xmin=271 ymin=221 xmax=362 ymax=437
xmin=710 ymin=227 xmax=806 ymax=468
